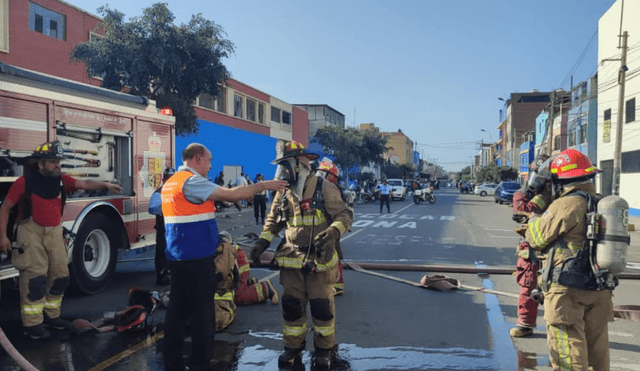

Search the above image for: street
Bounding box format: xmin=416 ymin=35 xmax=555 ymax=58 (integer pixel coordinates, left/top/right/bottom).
xmin=1 ymin=188 xmax=639 ymax=370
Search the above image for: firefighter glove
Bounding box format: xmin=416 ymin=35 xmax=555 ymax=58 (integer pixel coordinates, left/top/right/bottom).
xmin=314 ymin=226 xmax=340 ymax=262
xmin=250 ymin=238 xmax=271 ymax=265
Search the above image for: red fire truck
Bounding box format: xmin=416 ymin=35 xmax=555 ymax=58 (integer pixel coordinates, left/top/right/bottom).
xmin=0 ymin=63 xmax=175 ymax=294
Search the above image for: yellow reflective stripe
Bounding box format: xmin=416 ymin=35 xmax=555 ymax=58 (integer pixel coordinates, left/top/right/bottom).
xmin=215 ymin=291 xmax=235 ymax=301
xmin=256 ymin=281 xmax=265 ymax=300
xmin=275 ymin=255 xmax=305 ymax=269
xmin=283 ymin=323 xmax=307 ymax=337
xmin=331 ymin=221 xmax=347 ymax=235
xmin=44 ymin=298 xmax=62 ymax=309
xmin=238 ymin=263 xmax=250 ymax=275
xmin=530 ymin=196 xmax=546 ymax=210
xmin=260 ymin=231 xmax=276 ymax=242
xmin=528 ymin=219 xmax=547 ymax=248
xmin=315 ymin=251 xmax=339 ymax=272
xmin=314 ymin=320 xmax=335 ymax=336
xmin=560 ymin=163 xmax=577 ymax=172
xmin=333 ymin=283 xmax=344 ymax=289
xmin=555 ymin=325 xmax=572 ymax=370
xmin=22 ymin=303 xmax=44 ymax=314
xmin=287 ymin=213 xmax=327 ymax=227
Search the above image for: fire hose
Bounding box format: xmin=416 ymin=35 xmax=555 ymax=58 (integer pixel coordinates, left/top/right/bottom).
xmin=0 ymin=326 xmax=39 ymax=371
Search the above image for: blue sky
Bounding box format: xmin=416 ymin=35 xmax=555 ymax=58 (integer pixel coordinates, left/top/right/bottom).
xmin=66 ymin=0 xmax=616 ymax=172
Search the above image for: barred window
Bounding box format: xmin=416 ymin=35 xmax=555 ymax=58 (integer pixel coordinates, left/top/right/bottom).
xmin=246 ymin=98 xmax=256 ymax=122
xmin=198 ymin=93 xmax=215 ymax=110
xmin=271 ymin=107 xmax=281 ymax=123
xmin=29 ymin=2 xmax=66 ymax=41
xmin=282 ymin=111 xmax=291 ymax=125
xmin=234 ymin=94 xmax=243 ymax=118
xmin=258 ymin=103 xmax=265 ymax=124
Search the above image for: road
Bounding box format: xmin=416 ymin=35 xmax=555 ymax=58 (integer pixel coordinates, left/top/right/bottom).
xmin=0 ymin=188 xmax=639 ymax=370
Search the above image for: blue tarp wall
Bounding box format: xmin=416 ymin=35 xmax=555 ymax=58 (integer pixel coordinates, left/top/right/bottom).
xmin=175 ymin=119 xmax=278 ymax=182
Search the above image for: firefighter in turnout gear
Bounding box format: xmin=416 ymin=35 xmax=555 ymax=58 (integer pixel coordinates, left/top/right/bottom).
xmin=250 ymin=140 xmax=353 ymax=369
xmin=510 ymin=155 xmax=552 ymax=338
xmin=0 ymin=141 xmax=123 ymax=339
xmin=525 ymin=149 xmax=613 ymax=371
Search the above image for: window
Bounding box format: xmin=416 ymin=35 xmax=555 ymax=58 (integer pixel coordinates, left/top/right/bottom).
xmin=626 ymin=98 xmax=636 ymax=123
xmin=29 ymin=2 xmax=66 ymax=41
xmin=233 ymin=94 xmax=243 ymax=118
xmin=580 ymin=125 xmax=587 ymax=144
xmin=271 ymin=107 xmax=281 ymax=123
xmin=0 ymin=0 xmax=8 ymax=52
xmin=554 ymin=135 xmax=561 ymax=150
xmin=568 ymin=130 xmax=576 ymax=147
xmin=282 ymin=111 xmax=291 ymax=125
xmin=621 ymin=150 xmax=640 ymax=173
xmin=258 ymin=103 xmax=265 ymax=124
xmin=197 ymin=93 xmax=215 ymax=110
xmin=604 ymin=109 xmax=611 ymax=121
xmin=216 ymin=86 xmax=226 ymax=113
xmin=246 ymin=98 xmax=256 ymax=122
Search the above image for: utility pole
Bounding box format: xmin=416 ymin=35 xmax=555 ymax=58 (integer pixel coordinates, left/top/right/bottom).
xmin=546 ymin=91 xmax=555 ymax=157
xmin=612 ymin=31 xmax=628 ymax=196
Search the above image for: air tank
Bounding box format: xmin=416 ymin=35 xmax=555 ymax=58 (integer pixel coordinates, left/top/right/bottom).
xmin=596 ymin=195 xmax=630 ymax=275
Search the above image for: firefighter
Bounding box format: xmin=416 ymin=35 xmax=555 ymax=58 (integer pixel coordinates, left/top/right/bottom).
xmin=509 ymin=155 xmax=552 ymax=337
xmin=250 ymin=140 xmax=353 ymax=369
xmin=315 ymin=159 xmax=348 ymax=296
xmin=0 ymin=141 xmax=123 ymax=339
xmin=525 ymin=149 xmax=613 ymax=371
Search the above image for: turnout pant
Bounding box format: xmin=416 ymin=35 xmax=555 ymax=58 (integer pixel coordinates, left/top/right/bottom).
xmin=13 ymin=220 xmax=69 ymax=327
xmin=280 ymin=267 xmax=337 ymax=350
xmin=544 ymin=285 xmax=614 ymax=371
xmin=515 ymin=256 xmax=539 ymax=328
xmin=163 ymin=256 xmax=217 ymax=370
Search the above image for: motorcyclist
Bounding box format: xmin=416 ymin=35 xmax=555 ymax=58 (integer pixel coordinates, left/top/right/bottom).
xmin=250 ymin=140 xmax=353 ymax=369
xmin=525 ymin=149 xmax=613 ymax=370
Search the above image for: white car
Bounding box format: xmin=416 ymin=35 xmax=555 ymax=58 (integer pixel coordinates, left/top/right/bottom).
xmin=474 ymin=183 xmax=498 ymax=197
xmin=385 ymin=179 xmax=407 ymax=200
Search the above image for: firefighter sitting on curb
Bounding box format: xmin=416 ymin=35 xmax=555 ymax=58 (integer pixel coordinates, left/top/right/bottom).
xmin=315 ymin=158 xmax=348 ymax=296
xmin=0 ymin=141 xmax=123 ymax=339
xmin=250 ymin=140 xmax=353 ymax=370
xmin=213 ymin=231 xmax=279 ymax=331
xmin=509 ymin=155 xmax=552 ymax=338
xmin=525 ymin=149 xmax=614 ymax=371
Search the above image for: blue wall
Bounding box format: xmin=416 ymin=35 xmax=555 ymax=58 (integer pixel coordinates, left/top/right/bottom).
xmin=175 ymin=119 xmax=278 ymax=181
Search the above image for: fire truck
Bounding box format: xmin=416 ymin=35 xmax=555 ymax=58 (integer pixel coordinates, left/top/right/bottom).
xmin=0 ymin=63 xmax=175 ymax=294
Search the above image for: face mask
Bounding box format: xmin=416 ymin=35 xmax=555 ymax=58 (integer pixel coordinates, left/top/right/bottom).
xmin=275 ymin=158 xmax=298 ymax=186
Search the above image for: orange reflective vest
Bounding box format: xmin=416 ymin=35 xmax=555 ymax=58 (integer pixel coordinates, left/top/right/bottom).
xmin=161 ymin=170 xmax=218 ymax=261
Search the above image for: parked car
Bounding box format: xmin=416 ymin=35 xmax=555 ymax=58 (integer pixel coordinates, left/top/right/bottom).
xmin=474 ymin=183 xmax=498 ymax=197
xmin=494 ymin=181 xmax=521 ymax=204
xmin=386 ymin=179 xmax=407 ymax=200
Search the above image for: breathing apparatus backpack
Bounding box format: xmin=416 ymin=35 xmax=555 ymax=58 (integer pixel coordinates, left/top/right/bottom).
xmin=555 ymin=192 xmax=630 ymax=291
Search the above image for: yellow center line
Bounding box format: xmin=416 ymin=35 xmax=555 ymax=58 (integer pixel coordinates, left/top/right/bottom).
xmin=86 ymin=331 xmax=164 ymax=371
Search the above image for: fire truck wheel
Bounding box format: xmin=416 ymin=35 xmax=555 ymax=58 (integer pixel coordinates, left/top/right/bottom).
xmin=68 ymin=213 xmax=119 ymax=295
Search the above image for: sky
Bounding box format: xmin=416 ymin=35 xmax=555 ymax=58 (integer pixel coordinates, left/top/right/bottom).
xmin=65 ymin=0 xmax=617 ymax=172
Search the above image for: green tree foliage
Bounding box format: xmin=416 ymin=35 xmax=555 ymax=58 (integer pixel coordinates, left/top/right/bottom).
xmin=313 ymin=126 xmax=387 ymax=171
xmin=474 ymin=164 xmax=518 ymax=183
xmin=70 ymin=3 xmax=234 ymax=136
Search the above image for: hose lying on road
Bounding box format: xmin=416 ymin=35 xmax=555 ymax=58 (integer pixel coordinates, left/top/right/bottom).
xmin=0 ymin=325 xmax=39 ymax=371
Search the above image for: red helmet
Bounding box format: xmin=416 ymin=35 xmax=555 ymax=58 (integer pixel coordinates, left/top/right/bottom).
xmin=271 ymin=140 xmax=319 ymax=164
xmin=550 ymin=149 xmax=599 ymax=179
xmin=317 ymin=160 xmax=339 ymax=184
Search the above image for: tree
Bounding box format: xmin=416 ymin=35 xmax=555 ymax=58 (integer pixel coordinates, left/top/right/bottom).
xmin=474 ymin=164 xmax=518 ymax=183
xmin=70 ymin=3 xmax=234 ymax=136
xmin=312 ymin=126 xmax=387 ymax=171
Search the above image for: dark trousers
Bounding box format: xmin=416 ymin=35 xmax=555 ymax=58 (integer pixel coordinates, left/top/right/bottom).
xmin=154 ymin=216 xmax=167 ymax=274
xmin=253 ymin=195 xmax=266 ymax=221
xmin=380 ymin=194 xmax=390 ymax=212
xmin=163 ymin=255 xmax=217 ymax=370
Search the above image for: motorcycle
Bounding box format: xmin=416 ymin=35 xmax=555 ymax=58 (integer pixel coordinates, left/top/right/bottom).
xmin=413 ymin=186 xmax=436 ymax=204
xmin=354 ymin=186 xmax=376 ymax=205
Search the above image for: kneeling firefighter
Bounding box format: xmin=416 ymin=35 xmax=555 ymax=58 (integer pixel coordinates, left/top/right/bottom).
xmin=525 ymin=149 xmax=628 ymax=371
xmin=251 ymin=140 xmax=353 ymax=369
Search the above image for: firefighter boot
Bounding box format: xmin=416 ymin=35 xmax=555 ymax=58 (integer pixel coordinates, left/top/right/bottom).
xmin=278 ymin=345 xmax=304 ymax=368
xmin=509 ymin=326 xmax=533 ymax=337
xmin=312 ymin=347 xmax=333 ymax=369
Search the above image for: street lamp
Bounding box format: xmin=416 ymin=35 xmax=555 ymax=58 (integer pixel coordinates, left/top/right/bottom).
xmin=480 ymin=129 xmax=492 ymax=143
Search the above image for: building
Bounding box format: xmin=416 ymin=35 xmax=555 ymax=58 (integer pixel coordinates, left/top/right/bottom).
xmin=497 ymin=91 xmax=552 ymax=181
xmin=295 ymin=104 xmax=345 ymax=146
xmin=567 ymin=75 xmax=598 ymax=163
xmin=381 ymin=129 xmax=414 ymax=165
xmin=598 ymin=0 xmax=640 ymax=214
xmin=0 ymin=0 xmax=309 ymax=181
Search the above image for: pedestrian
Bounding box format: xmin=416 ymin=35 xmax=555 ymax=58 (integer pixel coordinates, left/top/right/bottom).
xmin=378 ymin=179 xmax=391 ymax=213
xmin=213 ymin=232 xmax=279 ymax=332
xmin=525 ymin=149 xmax=613 ymax=371
xmin=148 ymin=167 xmax=176 ymax=286
xmin=315 ymin=159 xmax=348 ymax=296
xmin=250 ymin=140 xmax=353 ymax=369
xmin=253 ymin=173 xmax=267 ymax=225
xmin=0 ymin=140 xmax=123 ymax=340
xmin=161 ymin=143 xmax=286 ymax=371
xmin=509 ymin=155 xmax=551 ymax=338
xmin=214 ymin=171 xmax=224 ymax=186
